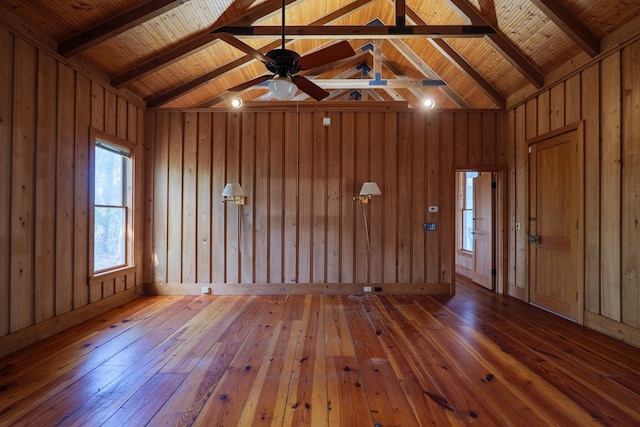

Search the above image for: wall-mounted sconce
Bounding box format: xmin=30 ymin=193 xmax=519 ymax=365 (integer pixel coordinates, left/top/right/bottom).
xmin=354 ymin=182 xmax=382 ymax=255
xmin=222 ymin=183 xmax=245 ymax=205
xmin=356 ymin=182 xmax=382 ymax=204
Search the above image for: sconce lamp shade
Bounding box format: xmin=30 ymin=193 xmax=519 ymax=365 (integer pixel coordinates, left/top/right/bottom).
xmin=359 ymin=182 xmax=381 ymax=197
xmin=356 ymin=182 xmax=381 ymax=204
xmin=222 ymin=183 xmax=245 ymax=205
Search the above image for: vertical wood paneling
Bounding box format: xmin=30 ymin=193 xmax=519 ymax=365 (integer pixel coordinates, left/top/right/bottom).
xmin=56 ymin=64 xmax=76 ymax=309
xmin=482 ymin=114 xmax=497 ymax=165
xmin=196 ymin=113 xmax=212 ymax=283
xmin=369 ymin=112 xmax=384 ymax=284
xmin=326 ymin=112 xmax=341 ymax=283
xmin=340 ymin=112 xmax=355 ymax=283
xmin=148 ymin=109 xmax=505 ymax=293
xmin=600 ymin=52 xmax=622 ymax=321
xmin=143 ymin=112 xmax=156 ymax=285
xmin=354 ymin=112 xmax=369 ymax=283
xmin=182 ymin=112 xmax=197 ymax=284
xmin=467 ymin=112 xmax=481 ymax=165
xmin=621 ymin=42 xmax=640 ymax=328
xmin=411 ymin=113 xmax=425 ymax=283
xmin=241 ymin=112 xmax=255 ymax=283
xmin=34 ymin=52 xmax=57 ymax=323
xmin=537 ymin=91 xmax=550 ymax=134
xmin=383 ymin=113 xmax=398 ymax=284
xmin=153 ymin=111 xmax=169 ymax=284
xmin=425 ymin=114 xmax=440 ymax=283
xmin=225 ymin=113 xmax=241 ymax=283
xmin=11 ymin=37 xmax=36 ymax=331
xmin=211 ymin=112 xmax=226 ymax=283
xmin=270 ymin=112 xmax=284 ymax=283
xmin=550 ymin=83 xmax=565 ymax=129
xmin=454 ymin=112 xmax=468 ymax=166
xmin=74 ymin=74 xmax=90 ymax=307
xmin=506 ymin=110 xmax=516 ymax=288
xmin=514 ymin=105 xmax=526 ymax=289
xmin=582 ymin=64 xmax=601 ymax=314
xmin=312 ymin=112 xmax=326 ymax=283
xmin=283 ymin=112 xmax=297 ymax=283
xmin=298 ymin=112 xmax=313 ymax=283
xmin=1 ymin=28 xmax=143 ymax=343
xmin=565 ymin=74 xmax=581 ymax=123
xmin=167 ymin=113 xmax=184 ymax=284
xmin=0 ymin=28 xmax=13 ymax=336
xmin=254 ymin=113 xmax=269 ymax=283
xmin=440 ymin=112 xmax=455 ymax=285
xmin=397 ymin=113 xmax=412 ymax=283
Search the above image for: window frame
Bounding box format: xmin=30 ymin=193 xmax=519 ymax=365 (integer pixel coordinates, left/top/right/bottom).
xmin=458 ymin=171 xmax=478 ymax=253
xmin=89 ymin=128 xmax=136 ymax=281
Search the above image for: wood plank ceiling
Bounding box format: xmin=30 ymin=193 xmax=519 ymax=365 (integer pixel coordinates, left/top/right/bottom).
xmin=2 ymin=0 xmax=639 ymax=109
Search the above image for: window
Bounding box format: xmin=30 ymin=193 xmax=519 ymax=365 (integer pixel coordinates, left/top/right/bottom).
xmin=461 ymin=171 xmax=478 ymax=252
xmin=91 ymin=131 xmax=134 ymax=274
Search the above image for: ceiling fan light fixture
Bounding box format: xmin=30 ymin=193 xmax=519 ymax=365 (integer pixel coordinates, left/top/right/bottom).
xmin=268 ymin=78 xmax=297 ymax=100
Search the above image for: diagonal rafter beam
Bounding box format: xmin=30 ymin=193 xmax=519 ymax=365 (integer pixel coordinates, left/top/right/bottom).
xmin=529 ymin=0 xmax=600 ymax=56
xmin=148 ymin=0 xmax=374 ymax=107
xmin=403 ymin=5 xmax=505 ymax=109
xmin=111 ymin=0 xmax=304 ymax=88
xmin=387 ymin=39 xmax=471 ymax=108
xmin=446 ymin=0 xmax=544 ymax=88
xmin=59 ymin=0 xmax=183 ymax=57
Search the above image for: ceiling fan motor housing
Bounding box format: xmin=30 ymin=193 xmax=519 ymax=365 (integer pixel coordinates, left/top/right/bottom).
xmin=265 ymin=48 xmax=302 ymax=77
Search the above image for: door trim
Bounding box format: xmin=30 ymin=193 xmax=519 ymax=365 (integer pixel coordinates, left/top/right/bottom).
xmin=453 ymin=166 xmax=508 ymax=296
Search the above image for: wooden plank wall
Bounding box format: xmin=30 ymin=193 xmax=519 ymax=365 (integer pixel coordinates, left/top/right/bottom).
xmin=506 ymin=38 xmax=640 ymax=344
xmin=144 ymin=108 xmax=505 ymax=292
xmin=0 ymin=26 xmax=144 ymax=345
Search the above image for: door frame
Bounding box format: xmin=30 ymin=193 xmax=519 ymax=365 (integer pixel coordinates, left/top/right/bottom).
xmin=526 ymin=121 xmax=585 ymax=324
xmin=453 ymin=166 xmax=508 ymax=295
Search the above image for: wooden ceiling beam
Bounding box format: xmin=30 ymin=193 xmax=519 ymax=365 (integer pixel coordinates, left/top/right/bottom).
xmin=58 ymin=0 xmax=182 ymax=57
xmin=403 ymin=6 xmax=505 ymax=109
xmin=148 ymin=0 xmax=374 ymax=107
xmin=111 ymin=0 xmax=303 ymax=88
xmin=387 ymin=39 xmax=471 ymax=108
xmin=445 ymin=0 xmax=545 ymax=88
xmin=396 ymin=0 xmax=406 ymax=27
xmin=212 ymin=25 xmax=494 ymax=38
xmin=529 ymin=0 xmax=600 ymax=56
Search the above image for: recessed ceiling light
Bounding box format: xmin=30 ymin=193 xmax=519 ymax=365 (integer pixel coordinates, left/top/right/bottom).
xmin=423 ymin=98 xmax=435 ymax=109
xmin=230 ymin=97 xmax=243 ymax=108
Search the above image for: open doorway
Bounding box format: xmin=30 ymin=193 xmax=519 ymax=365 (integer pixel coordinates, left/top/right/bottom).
xmin=454 ymin=169 xmax=507 ymax=294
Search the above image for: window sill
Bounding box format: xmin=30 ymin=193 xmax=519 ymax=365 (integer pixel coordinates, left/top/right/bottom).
xmin=90 ymin=265 xmax=136 ymax=285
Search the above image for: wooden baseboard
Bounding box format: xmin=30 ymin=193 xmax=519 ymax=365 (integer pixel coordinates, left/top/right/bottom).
xmin=0 ymin=288 xmax=140 ymax=359
xmin=144 ymin=282 xmax=453 ymax=296
xmin=584 ymin=311 xmax=640 ymax=348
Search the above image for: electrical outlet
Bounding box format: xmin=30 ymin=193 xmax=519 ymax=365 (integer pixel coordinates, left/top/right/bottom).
xmin=364 ymin=286 xmax=372 ymax=292
xmin=201 ymin=287 xmax=211 ymax=294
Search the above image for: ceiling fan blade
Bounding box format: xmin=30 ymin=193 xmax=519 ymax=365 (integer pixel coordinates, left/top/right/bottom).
xmin=217 ymin=32 xmax=272 ymax=64
xmin=296 ymin=41 xmax=356 ymax=70
xmin=228 ymin=75 xmax=271 ymax=92
xmin=293 ymin=76 xmax=330 ymax=101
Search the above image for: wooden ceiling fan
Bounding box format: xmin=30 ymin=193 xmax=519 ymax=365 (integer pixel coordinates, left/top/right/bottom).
xmin=223 ymin=0 xmax=356 ymax=100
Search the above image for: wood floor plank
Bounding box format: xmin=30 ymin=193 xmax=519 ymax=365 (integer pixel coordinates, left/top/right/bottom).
xmin=2 ymin=280 xmax=640 ymax=426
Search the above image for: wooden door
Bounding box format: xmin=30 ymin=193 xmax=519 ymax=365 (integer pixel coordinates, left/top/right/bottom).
xmin=529 ymin=126 xmax=583 ymax=322
xmin=472 ymin=173 xmax=494 ymax=289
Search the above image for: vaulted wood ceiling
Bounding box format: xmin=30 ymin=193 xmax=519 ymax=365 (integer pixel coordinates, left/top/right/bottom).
xmin=3 ymin=0 xmax=639 ymax=109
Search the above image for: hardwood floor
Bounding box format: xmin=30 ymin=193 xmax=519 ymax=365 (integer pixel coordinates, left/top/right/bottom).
xmin=2 ymin=277 xmax=640 ymax=426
